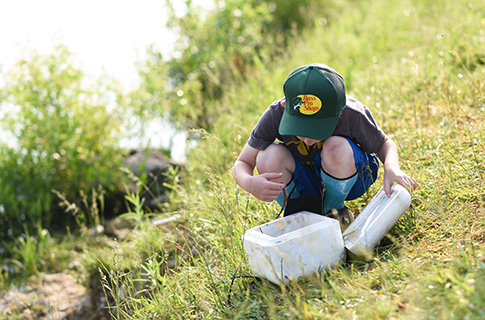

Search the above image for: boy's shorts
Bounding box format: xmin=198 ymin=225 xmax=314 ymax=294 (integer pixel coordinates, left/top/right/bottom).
xmin=289 ymin=136 xmax=379 ymax=201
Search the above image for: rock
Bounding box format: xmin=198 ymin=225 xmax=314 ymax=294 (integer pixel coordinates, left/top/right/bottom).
xmin=123 ymin=148 xmax=169 ymax=178
xmin=123 ymin=148 xmax=178 ymax=207
xmin=104 ymin=216 xmax=135 ymax=240
xmin=0 ymin=272 xmax=109 ymax=320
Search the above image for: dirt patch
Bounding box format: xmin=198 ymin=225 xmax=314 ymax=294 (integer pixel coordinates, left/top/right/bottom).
xmin=0 ymin=273 xmax=109 ymax=320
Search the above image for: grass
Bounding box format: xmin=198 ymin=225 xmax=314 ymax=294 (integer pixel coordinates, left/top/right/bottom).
xmin=1 ymin=0 xmax=484 ymax=318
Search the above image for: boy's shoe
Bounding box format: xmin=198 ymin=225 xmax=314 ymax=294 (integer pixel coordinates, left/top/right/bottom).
xmin=326 ymin=206 xmax=354 ymax=231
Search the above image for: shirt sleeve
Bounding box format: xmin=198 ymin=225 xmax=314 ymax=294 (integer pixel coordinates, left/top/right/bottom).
xmin=247 ymin=99 xmax=284 ymax=150
xmin=356 ymin=107 xmax=387 ymax=153
xmin=334 ymin=97 xmax=387 ymax=154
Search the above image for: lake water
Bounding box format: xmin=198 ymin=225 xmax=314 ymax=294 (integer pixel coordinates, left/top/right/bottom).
xmin=119 ymin=117 xmax=188 ymax=162
xmin=0 ymin=107 xmax=188 ymax=162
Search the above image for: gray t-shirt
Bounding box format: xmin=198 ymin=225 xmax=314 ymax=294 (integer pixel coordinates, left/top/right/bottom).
xmin=247 ymin=95 xmax=387 ymax=163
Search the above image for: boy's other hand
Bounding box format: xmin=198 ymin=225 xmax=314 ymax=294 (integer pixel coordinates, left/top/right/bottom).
xmin=249 ymin=172 xmax=285 ymax=202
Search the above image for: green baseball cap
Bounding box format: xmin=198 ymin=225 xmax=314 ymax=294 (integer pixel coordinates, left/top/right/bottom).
xmin=279 ymin=63 xmax=346 ymax=141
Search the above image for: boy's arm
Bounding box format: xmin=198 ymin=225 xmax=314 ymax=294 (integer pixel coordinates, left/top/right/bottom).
xmin=232 ymin=143 xmax=284 ymax=202
xmin=377 ymin=137 xmax=417 ymax=196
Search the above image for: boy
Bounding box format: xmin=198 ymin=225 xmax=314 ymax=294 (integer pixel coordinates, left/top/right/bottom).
xmin=232 ymin=63 xmax=417 ymax=227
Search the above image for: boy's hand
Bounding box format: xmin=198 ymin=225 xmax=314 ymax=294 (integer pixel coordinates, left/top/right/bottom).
xmin=249 ymin=172 xmax=285 ymax=202
xmin=383 ymin=166 xmax=417 ymax=197
xmin=377 ymin=137 xmax=417 ymax=197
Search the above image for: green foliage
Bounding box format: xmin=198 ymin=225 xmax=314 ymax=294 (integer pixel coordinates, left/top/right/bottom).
xmin=1 ymin=221 xmax=79 ymax=285
xmin=53 ymin=185 xmax=106 ymax=234
xmin=13 ymin=224 xmax=51 ymax=276
xmin=0 ymin=45 xmax=126 ymax=243
xmin=132 ymin=0 xmax=337 ymax=131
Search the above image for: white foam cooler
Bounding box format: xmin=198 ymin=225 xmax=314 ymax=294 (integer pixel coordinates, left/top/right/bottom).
xmin=243 ymin=211 xmax=345 ymax=285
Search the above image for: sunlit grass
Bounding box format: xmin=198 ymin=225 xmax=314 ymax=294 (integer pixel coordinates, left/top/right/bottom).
xmin=96 ymin=0 xmax=485 ymax=318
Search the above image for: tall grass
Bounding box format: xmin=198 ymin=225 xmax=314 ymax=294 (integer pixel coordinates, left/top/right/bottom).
xmin=62 ymin=0 xmax=485 ymax=318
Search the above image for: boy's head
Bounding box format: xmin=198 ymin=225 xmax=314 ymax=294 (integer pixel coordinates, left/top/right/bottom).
xmin=279 ymin=63 xmax=346 ymax=141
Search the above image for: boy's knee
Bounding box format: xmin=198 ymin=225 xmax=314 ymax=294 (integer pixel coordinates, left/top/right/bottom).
xmin=256 ymin=144 xmax=294 ymax=176
xmin=321 ymin=136 xmax=356 ymax=177
xmin=256 ymin=144 xmax=276 ymax=171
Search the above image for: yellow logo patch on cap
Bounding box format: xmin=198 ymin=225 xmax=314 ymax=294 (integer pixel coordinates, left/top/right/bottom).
xmin=292 ymin=94 xmax=322 ymax=115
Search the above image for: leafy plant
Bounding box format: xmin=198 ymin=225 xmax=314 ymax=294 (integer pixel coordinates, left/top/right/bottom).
xmin=0 ymin=45 xmax=126 ymax=244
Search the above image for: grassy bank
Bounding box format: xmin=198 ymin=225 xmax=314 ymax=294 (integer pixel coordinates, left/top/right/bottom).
xmin=2 ymin=0 xmax=484 ymax=318
xmin=98 ymin=0 xmax=484 ymax=318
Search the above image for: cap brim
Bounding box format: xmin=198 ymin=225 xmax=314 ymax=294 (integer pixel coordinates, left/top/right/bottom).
xmin=279 ymin=111 xmax=339 ymax=141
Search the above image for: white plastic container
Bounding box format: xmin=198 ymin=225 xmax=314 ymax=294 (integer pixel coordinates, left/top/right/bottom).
xmin=343 ymin=184 xmax=411 ymax=257
xmin=243 ymin=211 xmax=345 ymax=285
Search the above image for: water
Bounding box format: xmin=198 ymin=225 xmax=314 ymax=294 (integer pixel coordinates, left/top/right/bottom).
xmin=118 ymin=117 xmax=188 ymax=162
xmin=0 ymin=106 xmax=188 ymax=162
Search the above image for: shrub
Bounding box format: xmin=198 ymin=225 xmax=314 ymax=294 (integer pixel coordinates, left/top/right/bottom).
xmin=0 ymin=45 xmax=126 ymax=244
